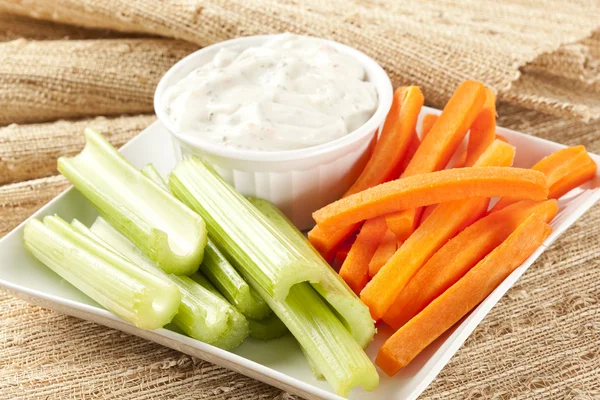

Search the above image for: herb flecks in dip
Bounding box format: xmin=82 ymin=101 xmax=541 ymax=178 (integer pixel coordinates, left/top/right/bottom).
xmin=163 ymin=33 xmax=378 ymax=151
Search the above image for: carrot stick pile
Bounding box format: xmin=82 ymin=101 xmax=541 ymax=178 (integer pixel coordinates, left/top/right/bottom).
xmin=308 ymin=80 xmax=597 ymax=375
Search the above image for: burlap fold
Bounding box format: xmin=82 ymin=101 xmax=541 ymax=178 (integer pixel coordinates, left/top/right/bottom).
xmin=0 ymin=38 xmax=196 ymax=125
xmin=0 ymin=114 xmax=155 ymax=185
xmin=1 ymin=0 xmax=599 ymax=121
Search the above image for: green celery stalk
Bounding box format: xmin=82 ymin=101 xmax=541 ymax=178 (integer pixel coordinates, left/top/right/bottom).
xmin=199 ymin=239 xmax=271 ymax=320
xmin=248 ymin=198 xmax=375 ymax=349
xmin=24 ymin=216 xmax=181 ymax=330
xmin=301 ymin=347 xmax=325 ymax=380
xmin=137 ymin=160 xmax=271 ymax=321
xmin=248 ymin=313 xmax=289 ymax=341
xmin=83 ymin=217 xmax=248 ymax=350
xmin=250 ymin=280 xmax=378 ymax=396
xmin=169 ymin=157 xmax=323 ymax=300
xmin=186 ymin=272 xmax=249 ymax=349
xmin=141 ymin=163 xmax=169 ymax=191
xmin=168 ymin=158 xmax=378 ymax=396
xmin=171 ymin=273 xmax=249 ymax=350
xmin=58 ymin=128 xmax=207 ymax=275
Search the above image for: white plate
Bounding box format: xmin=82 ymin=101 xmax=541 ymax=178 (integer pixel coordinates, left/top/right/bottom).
xmin=1 ymin=106 xmax=599 ymax=400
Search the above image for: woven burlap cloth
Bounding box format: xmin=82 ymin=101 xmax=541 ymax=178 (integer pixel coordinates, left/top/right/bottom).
xmin=0 ymin=5 xmax=599 ymax=399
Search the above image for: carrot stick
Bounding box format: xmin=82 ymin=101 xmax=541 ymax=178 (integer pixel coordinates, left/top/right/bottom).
xmin=360 ymin=140 xmax=517 ymax=318
xmin=419 ymin=204 xmax=437 ymax=224
xmin=391 ymin=131 xmax=420 ymax=180
xmin=376 ymin=215 xmax=552 ymax=375
xmin=308 ymin=86 xmax=424 ymax=259
xmin=548 ymin=160 xmax=597 ymax=199
xmin=465 ymin=88 xmax=496 ymax=167
xmin=385 ymin=81 xmax=487 ymax=239
xmin=339 ymin=216 xmax=388 ymax=294
xmin=420 ymin=114 xmax=438 ymax=139
xmin=334 ymin=244 xmax=351 ymax=267
xmin=493 ymin=146 xmax=597 ymax=210
xmin=368 ymin=229 xmax=399 ymax=277
xmin=382 ymin=199 xmax=558 ymax=329
xmin=313 ymin=166 xmax=548 ymax=231
xmin=345 ymin=86 xmax=424 ymax=197
xmin=308 ymin=224 xmax=356 ymax=262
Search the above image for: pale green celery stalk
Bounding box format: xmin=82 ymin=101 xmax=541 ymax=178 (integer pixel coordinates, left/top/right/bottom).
xmin=187 ymin=272 xmax=249 ymax=349
xmin=24 ymin=216 xmax=181 ymax=330
xmin=200 ymin=239 xmax=271 ymax=320
xmin=172 ymin=273 xmax=249 ymax=350
xmin=139 ymin=160 xmax=271 ymax=321
xmin=57 ymin=128 xmax=206 ymax=275
xmin=84 ymin=217 xmax=248 ymax=350
xmin=248 ymin=313 xmax=288 ymax=341
xmin=169 ymin=157 xmax=323 ymax=300
xmin=249 ymin=280 xmax=378 ymax=396
xmin=301 ymin=347 xmax=325 ymax=380
xmin=141 ymin=163 xmax=169 ymax=191
xmin=249 ymin=198 xmax=376 ymax=349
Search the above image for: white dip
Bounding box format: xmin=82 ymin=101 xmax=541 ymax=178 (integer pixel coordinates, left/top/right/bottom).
xmin=162 ymin=33 xmax=378 ymax=151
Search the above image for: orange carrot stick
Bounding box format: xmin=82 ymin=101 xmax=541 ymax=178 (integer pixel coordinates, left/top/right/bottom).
xmin=368 ymin=229 xmax=399 ymax=277
xmin=345 ymin=86 xmax=424 ymax=197
xmin=493 ymin=146 xmax=597 ymax=211
xmin=376 ymin=215 xmax=552 ymax=375
xmin=385 ymin=81 xmax=487 ymax=239
xmin=313 ymin=167 xmax=548 ymax=231
xmin=360 ymin=140 xmax=516 ymax=318
xmin=549 ymin=160 xmax=597 ymax=199
xmin=465 ymin=88 xmax=496 ymax=167
xmin=419 ymin=204 xmax=437 ymax=224
xmin=339 ymin=216 xmax=388 ymax=294
xmin=308 ymin=86 xmax=424 ymax=259
xmin=308 ymin=224 xmax=356 ymax=262
xmin=390 ymin=131 xmax=420 ymax=180
xmin=334 ymin=245 xmax=351 ymax=267
xmin=420 ymin=114 xmax=438 ymax=139
xmin=383 ymin=199 xmax=558 ymax=329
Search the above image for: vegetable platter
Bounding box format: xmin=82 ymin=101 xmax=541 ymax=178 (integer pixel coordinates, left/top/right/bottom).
xmin=0 ymin=99 xmax=599 ymax=400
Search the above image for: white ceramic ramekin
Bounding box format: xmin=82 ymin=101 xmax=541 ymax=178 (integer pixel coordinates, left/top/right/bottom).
xmin=154 ymin=34 xmax=393 ymax=229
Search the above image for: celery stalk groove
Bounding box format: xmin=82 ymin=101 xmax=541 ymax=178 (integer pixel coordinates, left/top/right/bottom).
xmin=58 ymin=129 xmax=207 ymax=275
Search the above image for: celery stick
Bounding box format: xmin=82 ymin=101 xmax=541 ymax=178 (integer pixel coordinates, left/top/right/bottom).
xmin=250 ymin=280 xmax=378 ymax=396
xmin=185 ymin=272 xmax=249 ymax=349
xmin=301 ymin=347 xmax=325 ymax=380
xmin=84 ymin=217 xmax=249 ymax=349
xmin=137 ymin=160 xmax=271 ymax=321
xmin=199 ymin=239 xmax=271 ymax=320
xmin=171 ymin=274 xmax=249 ymax=350
xmin=248 ymin=313 xmax=288 ymax=341
xmin=169 ymin=157 xmax=323 ymax=300
xmin=24 ymin=216 xmax=181 ymax=330
xmin=249 ymin=198 xmax=376 ymax=349
xmin=58 ymin=128 xmax=207 ymax=275
xmin=141 ymin=163 xmax=169 ymax=191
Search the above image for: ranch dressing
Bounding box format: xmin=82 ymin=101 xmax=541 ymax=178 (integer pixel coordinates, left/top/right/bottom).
xmin=162 ymin=33 xmax=378 ymax=151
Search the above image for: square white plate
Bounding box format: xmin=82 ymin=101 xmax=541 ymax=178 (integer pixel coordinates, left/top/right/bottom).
xmin=1 ymin=106 xmax=599 ymax=400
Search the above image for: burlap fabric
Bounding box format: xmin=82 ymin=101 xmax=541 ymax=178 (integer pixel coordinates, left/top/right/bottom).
xmin=1 ymin=0 xmax=600 ymax=121
xmin=0 ymin=8 xmax=599 ymax=400
xmin=0 ymin=39 xmax=196 ymax=124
